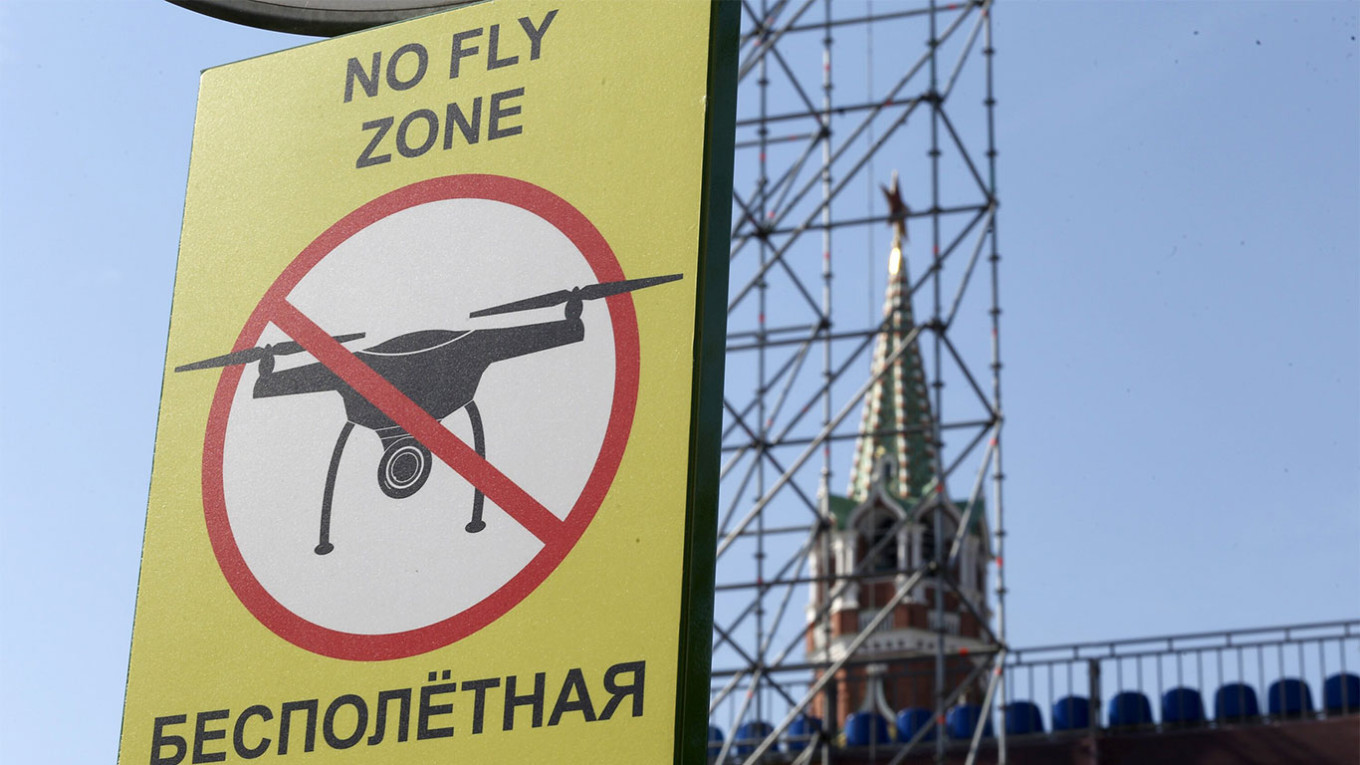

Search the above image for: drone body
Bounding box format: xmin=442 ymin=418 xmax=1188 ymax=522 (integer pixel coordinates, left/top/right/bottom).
xmin=253 ymin=315 xmax=583 ymax=430
xmin=177 ymin=274 xmax=678 ymax=554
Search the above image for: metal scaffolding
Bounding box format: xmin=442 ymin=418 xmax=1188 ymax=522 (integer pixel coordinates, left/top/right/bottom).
xmin=712 ymin=1 xmax=1003 ymax=762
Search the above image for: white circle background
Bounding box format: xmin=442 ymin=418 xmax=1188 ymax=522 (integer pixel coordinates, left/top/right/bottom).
xmin=221 ymin=199 xmax=616 ymax=635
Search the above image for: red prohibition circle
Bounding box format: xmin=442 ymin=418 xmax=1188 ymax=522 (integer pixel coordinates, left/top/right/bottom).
xmin=201 ymin=175 xmax=639 ymax=660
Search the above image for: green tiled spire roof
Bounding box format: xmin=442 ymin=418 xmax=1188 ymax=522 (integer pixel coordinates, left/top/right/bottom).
xmin=846 ymin=175 xmax=938 ymax=506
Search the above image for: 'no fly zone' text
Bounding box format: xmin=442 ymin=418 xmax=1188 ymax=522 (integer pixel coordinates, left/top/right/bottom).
xmin=344 ymin=10 xmax=558 ymax=169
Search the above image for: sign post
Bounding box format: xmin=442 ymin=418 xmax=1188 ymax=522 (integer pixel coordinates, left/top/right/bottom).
xmin=120 ymin=2 xmax=735 ymax=762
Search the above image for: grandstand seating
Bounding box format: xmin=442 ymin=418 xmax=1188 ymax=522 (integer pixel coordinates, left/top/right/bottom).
xmin=1003 ymin=701 xmax=1045 ymax=736
xmin=1266 ymin=678 xmax=1314 ymax=718
xmin=1107 ymin=690 xmax=1155 ymax=728
xmin=1160 ymin=687 xmax=1205 ymax=726
xmin=785 ymin=714 xmax=821 ymax=752
xmin=707 ymin=725 xmax=724 ymax=757
xmin=1052 ymin=695 xmax=1091 ymax=731
xmin=1215 ymin=682 xmax=1260 ymax=722
xmin=895 ymin=707 xmax=935 ymax=742
xmin=844 ymin=711 xmax=892 ymax=746
xmin=1323 ymin=673 xmax=1359 ymax=714
xmin=732 ymin=721 xmax=773 ymax=757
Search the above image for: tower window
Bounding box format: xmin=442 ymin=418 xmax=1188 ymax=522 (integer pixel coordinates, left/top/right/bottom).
xmin=859 ymin=508 xmax=901 ymax=573
xmin=920 ymin=510 xmax=960 ymax=577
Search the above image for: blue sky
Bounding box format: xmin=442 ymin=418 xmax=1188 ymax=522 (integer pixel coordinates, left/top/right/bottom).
xmin=1 ymin=1 xmax=1356 ymax=762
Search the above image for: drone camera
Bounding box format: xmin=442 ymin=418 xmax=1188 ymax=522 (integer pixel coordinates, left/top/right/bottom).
xmin=378 ymin=436 xmax=433 ymax=499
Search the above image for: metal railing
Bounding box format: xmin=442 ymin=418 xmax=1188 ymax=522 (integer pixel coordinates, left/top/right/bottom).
xmin=1003 ymin=619 xmax=1360 ymax=735
xmin=708 ymin=619 xmax=1360 ymax=761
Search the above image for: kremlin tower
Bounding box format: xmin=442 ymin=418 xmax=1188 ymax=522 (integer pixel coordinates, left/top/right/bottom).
xmin=805 ymin=175 xmax=994 ymax=732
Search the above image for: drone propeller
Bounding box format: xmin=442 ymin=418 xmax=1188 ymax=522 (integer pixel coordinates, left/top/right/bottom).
xmin=469 ymin=273 xmax=684 ymax=318
xmin=174 ymin=333 xmax=366 ymax=373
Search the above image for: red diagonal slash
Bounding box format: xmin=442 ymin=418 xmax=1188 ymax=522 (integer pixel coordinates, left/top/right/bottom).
xmin=271 ymin=299 xmax=566 ymax=546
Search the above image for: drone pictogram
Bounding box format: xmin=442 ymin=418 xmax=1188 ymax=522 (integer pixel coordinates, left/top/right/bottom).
xmin=177 ymin=274 xmax=681 ymax=556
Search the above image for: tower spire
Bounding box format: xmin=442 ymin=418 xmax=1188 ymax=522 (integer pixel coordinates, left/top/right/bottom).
xmin=847 ymin=172 xmax=937 ymax=504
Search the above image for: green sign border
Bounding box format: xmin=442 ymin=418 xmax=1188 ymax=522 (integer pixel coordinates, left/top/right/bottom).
xmin=673 ymin=2 xmax=737 ymax=762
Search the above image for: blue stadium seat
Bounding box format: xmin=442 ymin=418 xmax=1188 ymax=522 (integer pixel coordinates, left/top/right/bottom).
xmin=1267 ymin=678 xmax=1314 ymax=718
xmin=946 ymin=704 xmax=994 ymax=740
xmin=1003 ymin=701 xmax=1045 ymax=736
xmin=1107 ymin=691 xmax=1154 ymax=728
xmin=784 ymin=714 xmax=821 ymax=752
xmin=1161 ymin=687 xmax=1206 ymax=726
xmin=707 ymin=725 xmax=724 ymax=757
xmin=1323 ymin=673 xmax=1360 ymax=715
xmin=1052 ymin=695 xmax=1091 ymax=731
xmin=733 ymin=721 xmax=773 ymax=757
xmin=1214 ymin=682 xmax=1260 ymax=722
xmin=895 ymin=707 xmax=935 ymax=742
xmin=844 ymin=711 xmax=892 ymax=746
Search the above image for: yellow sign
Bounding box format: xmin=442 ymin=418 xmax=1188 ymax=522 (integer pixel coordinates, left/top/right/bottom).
xmin=119 ymin=2 xmax=735 ymax=762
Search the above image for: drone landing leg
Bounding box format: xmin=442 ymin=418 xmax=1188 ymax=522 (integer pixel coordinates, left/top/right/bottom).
xmin=464 ymin=402 xmax=487 ymax=533
xmin=316 ymin=421 xmax=355 ymax=555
